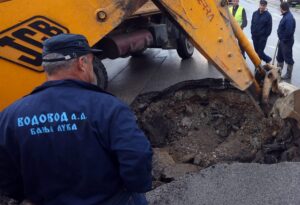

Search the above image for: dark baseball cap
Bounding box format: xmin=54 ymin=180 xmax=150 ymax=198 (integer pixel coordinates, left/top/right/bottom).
xmin=42 ymin=34 xmax=102 ymax=62
xmin=260 ymin=0 xmax=267 ymax=5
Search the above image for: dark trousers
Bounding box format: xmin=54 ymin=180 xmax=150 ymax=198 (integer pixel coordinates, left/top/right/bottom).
xmin=276 ymin=39 xmax=294 ymax=65
xmin=252 ymin=36 xmax=272 ymax=63
xmin=103 ymin=190 xmax=148 ymax=205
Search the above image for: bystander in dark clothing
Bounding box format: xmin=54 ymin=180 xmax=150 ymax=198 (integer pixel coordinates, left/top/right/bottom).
xmin=276 ymin=2 xmax=296 ymax=80
xmin=277 ymin=11 xmax=295 ymax=65
xmin=251 ymin=0 xmax=272 ymax=63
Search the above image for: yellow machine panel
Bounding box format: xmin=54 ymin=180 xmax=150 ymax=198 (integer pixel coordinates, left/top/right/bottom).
xmin=0 ymin=16 xmax=69 ymax=72
xmin=0 ymin=0 xmax=147 ymax=109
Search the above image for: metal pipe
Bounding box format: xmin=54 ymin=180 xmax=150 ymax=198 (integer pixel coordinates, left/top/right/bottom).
xmin=272 ymin=40 xmax=279 ymax=65
xmin=99 ymin=29 xmax=153 ymax=59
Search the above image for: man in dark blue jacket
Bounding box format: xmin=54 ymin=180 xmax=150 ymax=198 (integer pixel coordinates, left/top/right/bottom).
xmin=276 ymin=2 xmax=296 ymax=80
xmin=251 ymin=0 xmax=272 ymax=63
xmin=0 ymin=34 xmax=153 ymax=205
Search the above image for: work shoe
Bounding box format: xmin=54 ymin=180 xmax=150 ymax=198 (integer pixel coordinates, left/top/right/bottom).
xmin=277 ymin=62 xmax=284 ymax=74
xmin=265 ymin=56 xmax=272 ymax=64
xmin=282 ymin=64 xmax=293 ymax=80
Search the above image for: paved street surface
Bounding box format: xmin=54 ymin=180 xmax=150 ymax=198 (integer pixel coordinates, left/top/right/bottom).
xmin=104 ymin=0 xmax=299 ymax=104
xmin=105 ymin=50 xmax=222 ymax=104
xmin=147 ymin=163 xmax=300 ymax=205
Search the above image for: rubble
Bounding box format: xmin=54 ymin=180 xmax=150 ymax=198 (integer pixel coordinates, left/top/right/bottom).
xmin=131 ymin=79 xmax=300 ymax=187
xmin=152 ymin=148 xmax=176 ymax=181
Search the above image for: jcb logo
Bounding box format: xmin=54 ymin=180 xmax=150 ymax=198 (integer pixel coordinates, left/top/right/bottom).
xmin=0 ymin=16 xmax=69 ymax=72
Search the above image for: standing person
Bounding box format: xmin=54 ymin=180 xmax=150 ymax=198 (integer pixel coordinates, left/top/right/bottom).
xmin=251 ymin=0 xmax=272 ymax=63
xmin=0 ymin=34 xmax=153 ymax=205
xmin=230 ymin=0 xmax=248 ymax=58
xmin=277 ymin=2 xmax=296 ymax=80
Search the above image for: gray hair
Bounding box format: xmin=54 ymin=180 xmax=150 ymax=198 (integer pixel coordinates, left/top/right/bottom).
xmin=42 ymin=53 xmax=77 ymax=75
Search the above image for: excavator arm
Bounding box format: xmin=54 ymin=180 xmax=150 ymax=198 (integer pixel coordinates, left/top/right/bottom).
xmin=89 ymin=0 xmax=262 ymax=98
xmin=0 ymin=0 xmax=299 ymax=124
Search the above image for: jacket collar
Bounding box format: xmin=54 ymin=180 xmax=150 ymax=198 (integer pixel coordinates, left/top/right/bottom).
xmin=258 ymin=8 xmax=268 ymax=14
xmin=233 ymin=5 xmax=239 ymax=10
xmin=282 ymin=11 xmax=290 ymax=16
xmin=28 ymin=79 xmax=113 ymax=96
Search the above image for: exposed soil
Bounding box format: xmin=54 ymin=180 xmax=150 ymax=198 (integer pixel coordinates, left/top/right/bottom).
xmin=131 ymin=80 xmax=300 ymax=187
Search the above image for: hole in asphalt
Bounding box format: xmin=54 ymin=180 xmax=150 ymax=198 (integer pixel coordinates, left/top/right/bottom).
xmin=131 ymin=79 xmax=300 ymax=188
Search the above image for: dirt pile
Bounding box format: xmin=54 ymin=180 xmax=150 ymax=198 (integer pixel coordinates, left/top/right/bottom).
xmin=131 ymin=79 xmax=300 ymax=186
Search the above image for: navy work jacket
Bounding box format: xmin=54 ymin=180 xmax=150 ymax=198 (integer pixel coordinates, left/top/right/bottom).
xmin=277 ymin=11 xmax=296 ymax=42
xmin=251 ymin=9 xmax=272 ymax=38
xmin=0 ymin=80 xmax=152 ymax=205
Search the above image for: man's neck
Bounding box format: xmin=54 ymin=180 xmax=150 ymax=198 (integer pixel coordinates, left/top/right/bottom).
xmin=259 ymin=9 xmax=265 ymax=14
xmin=47 ymin=71 xmax=84 ymax=82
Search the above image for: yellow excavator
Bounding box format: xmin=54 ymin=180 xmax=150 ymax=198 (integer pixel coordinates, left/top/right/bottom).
xmin=0 ymin=0 xmax=299 ymax=125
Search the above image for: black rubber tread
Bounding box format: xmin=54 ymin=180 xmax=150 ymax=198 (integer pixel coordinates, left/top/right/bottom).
xmin=176 ymin=34 xmax=194 ymax=59
xmin=93 ymin=57 xmax=108 ymax=90
xmin=131 ymin=49 xmax=147 ymax=58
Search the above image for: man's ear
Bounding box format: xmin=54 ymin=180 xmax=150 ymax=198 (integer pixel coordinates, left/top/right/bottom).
xmin=77 ymin=56 xmax=88 ymax=72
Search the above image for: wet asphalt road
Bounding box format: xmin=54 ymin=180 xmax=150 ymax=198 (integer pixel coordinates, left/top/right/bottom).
xmin=103 ymin=0 xmax=299 ymax=104
xmin=147 ymin=163 xmax=300 ymax=205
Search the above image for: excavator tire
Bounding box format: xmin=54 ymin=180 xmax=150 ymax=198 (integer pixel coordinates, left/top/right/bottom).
xmin=176 ymin=34 xmax=194 ymax=60
xmin=131 ymin=48 xmax=147 ymax=58
xmin=93 ymin=57 xmax=108 ymax=90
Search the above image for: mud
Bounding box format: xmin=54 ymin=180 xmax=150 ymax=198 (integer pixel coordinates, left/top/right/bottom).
xmin=131 ymin=79 xmax=300 ymax=186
